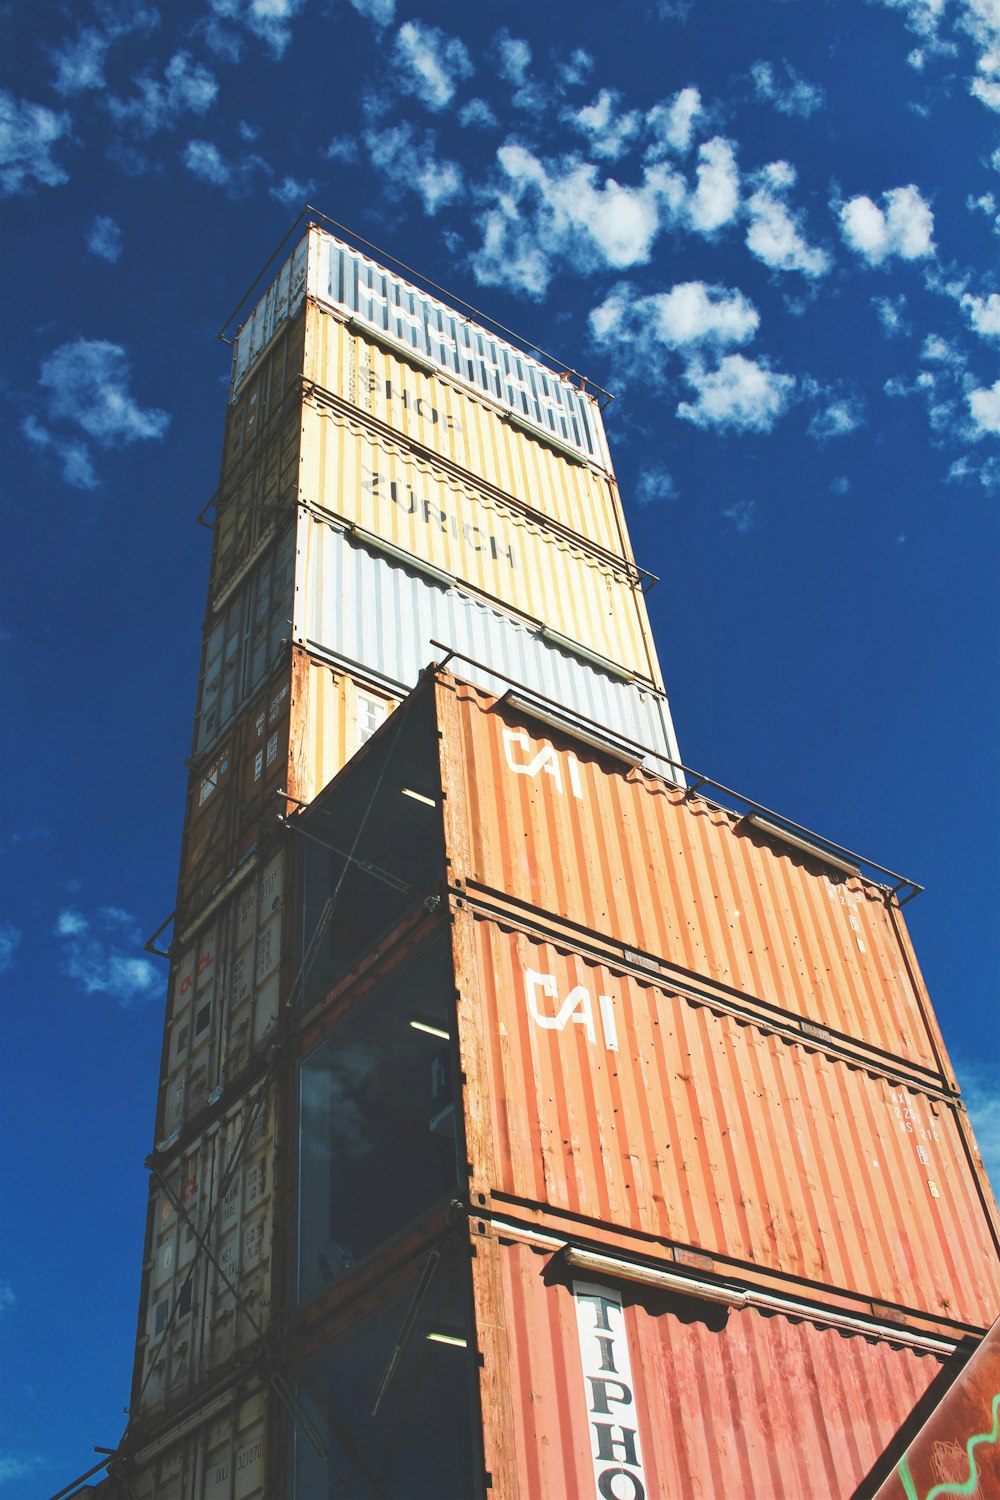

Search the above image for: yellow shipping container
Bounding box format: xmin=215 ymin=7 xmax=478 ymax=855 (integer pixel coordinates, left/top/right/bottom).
xmin=304 ymin=305 xmax=635 ymax=563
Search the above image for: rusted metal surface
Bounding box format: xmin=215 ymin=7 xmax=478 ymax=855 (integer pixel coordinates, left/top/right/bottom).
xmin=454 ymin=909 xmax=1000 ymax=1329
xmin=470 ymin=1225 xmax=949 ymax=1500
xmin=127 ymin=1383 xmax=268 ymax=1499
xmin=873 ymin=1314 xmax=1000 ymax=1500
xmin=286 ymin=646 xmax=399 ymax=807
xmin=306 ymin=305 xmax=631 ymax=554
xmin=438 ymin=677 xmax=954 ymax=1075
xmin=295 ymin=410 xmax=660 ymax=682
xmin=158 ymin=850 xmax=285 ymax=1142
xmin=293 ymin=523 xmax=678 ymax=765
xmin=132 ymin=1088 xmax=276 ymax=1417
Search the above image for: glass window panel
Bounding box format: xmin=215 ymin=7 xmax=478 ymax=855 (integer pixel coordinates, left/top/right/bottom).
xmin=297 ymin=940 xmax=459 ymax=1303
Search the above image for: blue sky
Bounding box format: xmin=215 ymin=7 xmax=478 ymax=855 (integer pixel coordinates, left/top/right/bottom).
xmin=2 ymin=0 xmax=999 ymax=1492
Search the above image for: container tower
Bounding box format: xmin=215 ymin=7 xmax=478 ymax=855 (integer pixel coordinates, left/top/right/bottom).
xmin=89 ymin=216 xmax=1000 ymax=1500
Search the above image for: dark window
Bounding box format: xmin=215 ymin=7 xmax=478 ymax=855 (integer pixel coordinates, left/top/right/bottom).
xmin=177 ymin=1280 xmax=192 ymax=1318
xmin=297 ymin=940 xmax=460 ymax=1304
xmin=154 ymin=1300 xmax=168 ymax=1336
xmin=293 ymin=1250 xmax=479 ymax=1499
xmin=195 ymin=1004 xmax=211 ymax=1035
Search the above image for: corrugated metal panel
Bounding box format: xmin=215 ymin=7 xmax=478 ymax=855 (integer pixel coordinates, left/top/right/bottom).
xmin=134 ymin=1090 xmax=276 ymax=1415
xmin=129 ymin=1385 xmax=267 ymax=1500
xmin=296 ymin=404 xmax=657 ymax=681
xmin=874 ymin=1314 xmax=1000 ymax=1499
xmin=471 ymin=1227 xmax=947 ymax=1500
xmin=294 ymin=518 xmax=678 ymax=764
xmin=286 ymin=647 xmax=398 ymax=806
xmin=231 ymin=230 xmax=309 ymax=395
xmin=193 ymin=528 xmax=295 ymax=760
xmin=212 ymin=403 xmax=301 ymax=608
xmin=233 ymin=225 xmax=610 ymax=469
xmin=159 ymin=851 xmax=285 ymax=1140
xmin=438 ymin=679 xmax=951 ymax=1073
xmin=306 ymin=307 xmax=629 ymax=554
xmin=455 ymin=911 xmax=1000 ymax=1327
xmin=222 ymin=312 xmax=306 ymax=481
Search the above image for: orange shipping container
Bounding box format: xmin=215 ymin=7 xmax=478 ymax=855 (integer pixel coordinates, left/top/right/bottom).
xmin=471 ymin=1226 xmax=955 ymax=1500
xmin=453 ymin=909 xmax=1000 ymax=1329
xmin=438 ymin=678 xmax=951 ymax=1077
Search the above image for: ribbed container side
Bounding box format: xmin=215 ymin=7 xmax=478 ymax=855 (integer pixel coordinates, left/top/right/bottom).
xmin=873 ymin=1313 xmax=1000 ymax=1499
xmin=179 ymin=669 xmax=289 ymax=923
xmin=230 ymin=229 xmax=309 ymax=395
xmin=455 ymin=911 xmax=1000 ymax=1327
xmin=129 ymin=1384 xmax=267 ymax=1500
xmin=296 ymin=405 xmax=658 ymax=683
xmin=158 ymin=850 xmax=285 ymax=1142
xmin=232 ymin=226 xmax=611 ymax=472
xmin=221 ymin=310 xmax=306 ymax=481
xmin=192 ymin=527 xmax=295 ymax=761
xmin=306 ymin=306 xmax=631 ymax=557
xmin=439 ymin=679 xmax=949 ymax=1074
xmin=294 ymin=520 xmax=678 ymax=767
xmin=212 ymin=403 xmax=301 ymax=610
xmin=286 ymin=647 xmax=399 ymax=806
xmin=133 ymin=1089 xmax=276 ymax=1416
xmin=470 ymin=1228 xmax=946 ymax=1500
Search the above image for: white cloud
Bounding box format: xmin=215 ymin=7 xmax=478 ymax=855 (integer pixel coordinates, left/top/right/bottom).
xmin=0 ymin=1281 xmax=14 ymax=1313
xmin=183 ymin=138 xmax=231 ymax=185
xmin=22 ymin=416 xmax=98 ymax=490
xmin=458 ymin=98 xmax=497 ymax=130
xmin=325 ymin=134 xmax=360 ymax=162
xmin=809 ymin=398 xmax=864 ymax=440
xmin=0 ymin=1458 xmax=40 ymax=1484
xmin=921 ymin=333 xmax=965 ymax=366
xmin=558 ymin=48 xmax=594 ymax=87
xmin=968 ymin=377 xmax=1000 ymax=432
xmin=591 ymin=280 xmax=759 ymax=352
xmin=348 ymin=0 xmax=395 ymax=25
xmin=269 ymin=174 xmax=313 ymax=209
xmin=645 ymin=86 xmax=702 ymax=157
xmin=55 ymin=906 xmax=162 ymax=1004
xmin=838 ymin=184 xmax=935 ymax=265
xmin=908 ymin=46 xmax=926 ymax=68
xmin=49 ymin=8 xmax=159 ymax=95
xmin=365 ymin=124 xmax=463 ymax=215
xmin=204 ymin=0 xmax=305 ymax=58
xmin=955 ymin=1059 xmax=1000 ymax=1191
xmin=830 ymin=474 xmax=852 ymax=495
xmin=876 ymin=0 xmax=947 ymax=39
xmin=0 ymin=91 xmax=72 ymax=195
xmin=722 ymin=499 xmax=761 ymax=533
xmin=39 ymin=340 xmax=170 ymax=446
xmin=393 ymin=20 xmax=473 ymax=111
xmin=688 ymin=137 xmax=740 ymax=234
xmin=495 ymin=29 xmax=532 ymax=87
xmin=108 ymin=52 xmax=218 ymax=139
xmin=961 ymin=290 xmax=1000 ymax=336
xmin=567 ymin=88 xmax=641 ymax=161
xmin=746 ymin=165 xmax=830 ymax=277
xmin=873 ymin=293 xmax=911 ymax=335
xmin=751 ymin=59 xmax=825 ymax=116
xmin=0 ymin=925 xmax=20 ymax=975
xmin=678 ymin=354 xmax=795 ymax=432
xmin=635 ymin=465 xmax=678 ymax=506
xmin=87 ymin=215 xmax=123 ymax=263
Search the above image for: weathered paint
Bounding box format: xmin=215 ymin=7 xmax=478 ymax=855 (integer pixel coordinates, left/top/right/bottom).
xmin=454 ymin=910 xmax=1000 ymax=1328
xmin=232 ymin=226 xmax=612 ymax=472
xmin=295 ymin=407 xmax=659 ymax=682
xmin=470 ymin=1225 xmax=949 ymax=1500
xmin=294 ymin=523 xmax=679 ymax=769
xmin=305 ymin=306 xmax=632 ymax=554
xmin=132 ymin=1090 xmax=276 ymax=1416
xmin=212 ymin=401 xmax=301 ymax=608
xmin=438 ymin=677 xmax=956 ymax=1076
xmin=128 ymin=1384 xmax=268 ymax=1500
xmin=873 ymin=1314 xmax=1000 ymax=1500
xmin=159 ymin=851 xmax=285 ymax=1141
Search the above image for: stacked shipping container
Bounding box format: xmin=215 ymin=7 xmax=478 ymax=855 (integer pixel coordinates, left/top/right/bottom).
xmin=101 ymin=219 xmax=998 ymax=1500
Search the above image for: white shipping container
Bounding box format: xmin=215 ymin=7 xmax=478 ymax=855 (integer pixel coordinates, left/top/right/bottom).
xmin=231 ymin=226 xmax=611 ymax=472
xmin=294 ymin=518 xmax=682 ymax=773
xmin=130 ymin=1385 xmax=267 ymax=1500
xmin=136 ymin=1089 xmax=276 ymax=1415
xmin=160 ymin=852 xmax=285 ymax=1139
